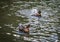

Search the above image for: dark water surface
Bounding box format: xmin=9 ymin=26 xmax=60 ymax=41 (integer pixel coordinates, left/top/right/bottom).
xmin=0 ymin=0 xmax=60 ymax=42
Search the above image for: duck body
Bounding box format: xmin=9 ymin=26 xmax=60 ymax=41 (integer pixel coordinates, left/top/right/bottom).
xmin=18 ymin=24 xmax=30 ymax=34
xmin=19 ymin=27 xmax=29 ymax=34
xmin=31 ymin=13 xmax=41 ymax=18
xmin=23 ymin=28 xmax=29 ymax=34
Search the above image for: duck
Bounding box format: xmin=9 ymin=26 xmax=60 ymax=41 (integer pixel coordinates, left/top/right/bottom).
xmin=31 ymin=10 xmax=41 ymax=17
xmin=19 ymin=24 xmax=30 ymax=34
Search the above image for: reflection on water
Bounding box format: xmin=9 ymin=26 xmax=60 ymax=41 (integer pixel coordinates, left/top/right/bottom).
xmin=0 ymin=0 xmax=60 ymax=42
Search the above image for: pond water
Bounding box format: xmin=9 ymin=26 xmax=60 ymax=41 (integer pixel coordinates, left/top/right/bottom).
xmin=0 ymin=0 xmax=60 ymax=42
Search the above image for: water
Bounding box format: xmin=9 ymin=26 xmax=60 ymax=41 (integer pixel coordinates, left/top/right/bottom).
xmin=0 ymin=0 xmax=60 ymax=42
